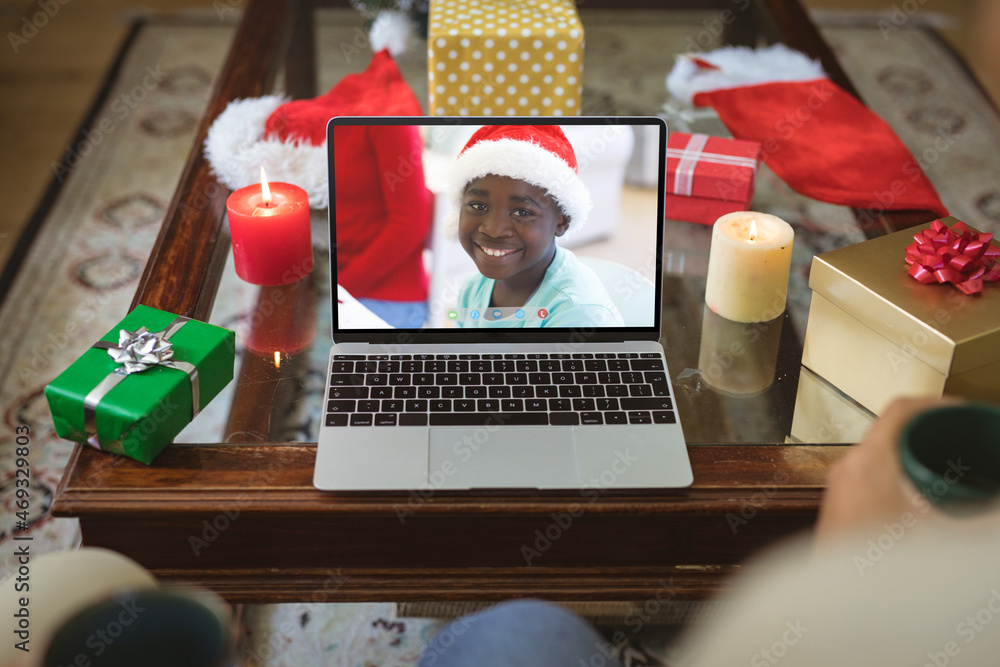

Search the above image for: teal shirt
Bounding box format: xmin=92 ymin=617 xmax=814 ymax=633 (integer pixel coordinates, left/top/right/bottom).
xmin=456 ymin=246 xmax=624 ymax=328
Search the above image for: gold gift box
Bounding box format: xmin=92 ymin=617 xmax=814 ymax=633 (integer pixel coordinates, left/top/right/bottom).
xmin=801 ymin=217 xmax=1000 ymax=415
xmin=427 ymin=0 xmax=584 ymax=116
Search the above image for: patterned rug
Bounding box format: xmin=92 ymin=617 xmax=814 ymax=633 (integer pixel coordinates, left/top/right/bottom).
xmin=3 ymin=7 xmax=1000 ymax=666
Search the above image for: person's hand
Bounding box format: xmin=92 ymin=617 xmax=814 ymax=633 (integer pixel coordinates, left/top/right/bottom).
xmin=814 ymin=396 xmax=960 ymax=547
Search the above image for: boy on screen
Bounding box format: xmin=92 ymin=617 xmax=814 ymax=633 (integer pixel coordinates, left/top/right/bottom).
xmin=449 ymin=124 xmax=623 ymax=328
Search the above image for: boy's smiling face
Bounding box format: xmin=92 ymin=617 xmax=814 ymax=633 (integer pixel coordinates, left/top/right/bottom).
xmin=459 ymin=174 xmax=570 ymax=301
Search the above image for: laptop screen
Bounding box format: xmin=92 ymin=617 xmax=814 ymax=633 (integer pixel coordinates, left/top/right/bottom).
xmin=328 ymin=117 xmax=665 ymax=343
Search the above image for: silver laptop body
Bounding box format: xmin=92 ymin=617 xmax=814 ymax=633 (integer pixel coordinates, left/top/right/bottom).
xmin=314 ymin=116 xmax=692 ymax=491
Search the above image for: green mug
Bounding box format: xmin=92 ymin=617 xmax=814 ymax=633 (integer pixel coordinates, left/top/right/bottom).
xmin=42 ymin=588 xmax=232 ymax=667
xmin=899 ymin=403 xmax=1000 ymax=511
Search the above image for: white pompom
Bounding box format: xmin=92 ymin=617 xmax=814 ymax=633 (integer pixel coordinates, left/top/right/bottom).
xmin=370 ymin=10 xmax=413 ymax=57
xmin=666 ymin=44 xmax=826 ymax=104
xmin=204 ymin=95 xmax=286 ymax=190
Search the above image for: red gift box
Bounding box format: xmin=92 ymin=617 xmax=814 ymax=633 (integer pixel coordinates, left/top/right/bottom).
xmin=665 ymin=133 xmax=763 ymax=225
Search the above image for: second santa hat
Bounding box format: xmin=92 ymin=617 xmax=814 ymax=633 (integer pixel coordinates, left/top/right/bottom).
xmin=667 ymin=44 xmax=948 ymax=217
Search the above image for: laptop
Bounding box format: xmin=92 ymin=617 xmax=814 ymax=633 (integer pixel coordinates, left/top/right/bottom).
xmin=313 ymin=116 xmax=693 ymax=491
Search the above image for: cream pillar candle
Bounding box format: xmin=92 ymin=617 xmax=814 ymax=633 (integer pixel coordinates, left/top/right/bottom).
xmin=705 ymin=211 xmax=794 ymax=323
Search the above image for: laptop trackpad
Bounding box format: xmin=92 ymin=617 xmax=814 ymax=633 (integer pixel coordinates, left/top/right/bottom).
xmin=428 ymin=428 xmax=580 ymax=489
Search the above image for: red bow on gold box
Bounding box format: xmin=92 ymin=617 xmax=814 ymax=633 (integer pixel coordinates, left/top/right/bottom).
xmin=905 ymin=219 xmax=1000 ymax=295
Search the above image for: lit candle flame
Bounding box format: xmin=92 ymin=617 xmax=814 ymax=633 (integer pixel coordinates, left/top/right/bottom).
xmin=260 ymin=166 xmax=272 ymax=205
xmin=749 ymin=219 xmax=758 ymax=242
xmin=274 ymin=350 xmax=281 ymax=368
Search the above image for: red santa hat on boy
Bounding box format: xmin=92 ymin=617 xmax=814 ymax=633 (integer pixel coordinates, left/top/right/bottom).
xmin=446 ymin=124 xmax=593 ymax=235
xmin=666 ymin=44 xmax=948 ymax=217
xmin=203 ymin=11 xmax=420 ymax=209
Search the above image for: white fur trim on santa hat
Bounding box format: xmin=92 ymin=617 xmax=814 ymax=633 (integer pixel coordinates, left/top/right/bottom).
xmin=666 ymin=43 xmax=826 ymax=105
xmin=203 ymin=95 xmax=329 ymax=208
xmin=369 ymin=10 xmax=412 ymax=57
xmin=445 ymin=136 xmax=593 ymax=237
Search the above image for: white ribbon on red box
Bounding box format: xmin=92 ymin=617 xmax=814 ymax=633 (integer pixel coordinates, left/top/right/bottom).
xmin=668 ymin=133 xmax=760 ymax=197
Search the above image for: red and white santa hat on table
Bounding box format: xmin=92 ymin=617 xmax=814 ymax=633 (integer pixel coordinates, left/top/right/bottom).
xmin=203 ymin=11 xmax=420 ymax=209
xmin=445 ymin=123 xmax=593 ymax=236
xmin=666 ymin=43 xmax=949 ymax=217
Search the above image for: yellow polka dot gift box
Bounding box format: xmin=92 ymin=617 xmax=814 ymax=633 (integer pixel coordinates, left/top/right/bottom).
xmin=427 ymin=0 xmax=584 ymax=116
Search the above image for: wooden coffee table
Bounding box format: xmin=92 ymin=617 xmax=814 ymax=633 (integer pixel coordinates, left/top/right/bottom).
xmin=51 ymin=0 xmax=937 ymax=604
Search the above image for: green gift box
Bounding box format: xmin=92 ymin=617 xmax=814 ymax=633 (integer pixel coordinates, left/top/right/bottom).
xmin=45 ymin=305 xmax=235 ymax=464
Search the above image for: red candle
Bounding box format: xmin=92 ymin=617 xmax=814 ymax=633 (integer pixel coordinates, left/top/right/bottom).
xmin=226 ymin=168 xmax=313 ymax=286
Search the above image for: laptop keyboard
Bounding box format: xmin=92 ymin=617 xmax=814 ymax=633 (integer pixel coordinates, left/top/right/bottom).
xmin=325 ymin=353 xmax=676 ymax=427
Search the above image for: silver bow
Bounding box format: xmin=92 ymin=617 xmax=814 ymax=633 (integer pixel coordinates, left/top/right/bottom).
xmin=107 ymin=327 xmax=174 ymax=374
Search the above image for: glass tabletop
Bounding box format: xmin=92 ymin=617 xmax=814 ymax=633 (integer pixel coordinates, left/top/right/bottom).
xmin=179 ymin=5 xmax=878 ymax=447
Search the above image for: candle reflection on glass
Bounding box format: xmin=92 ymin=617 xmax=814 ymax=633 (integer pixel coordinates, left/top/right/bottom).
xmin=242 ymin=269 xmax=317 ymax=356
xmin=224 ymin=270 xmax=317 ymax=443
xmin=698 ymin=304 xmax=783 ymax=396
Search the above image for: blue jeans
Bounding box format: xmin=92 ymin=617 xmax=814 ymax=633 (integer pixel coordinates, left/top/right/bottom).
xmin=357 ymin=298 xmax=428 ymax=329
xmin=417 ymin=599 xmax=624 ymax=667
